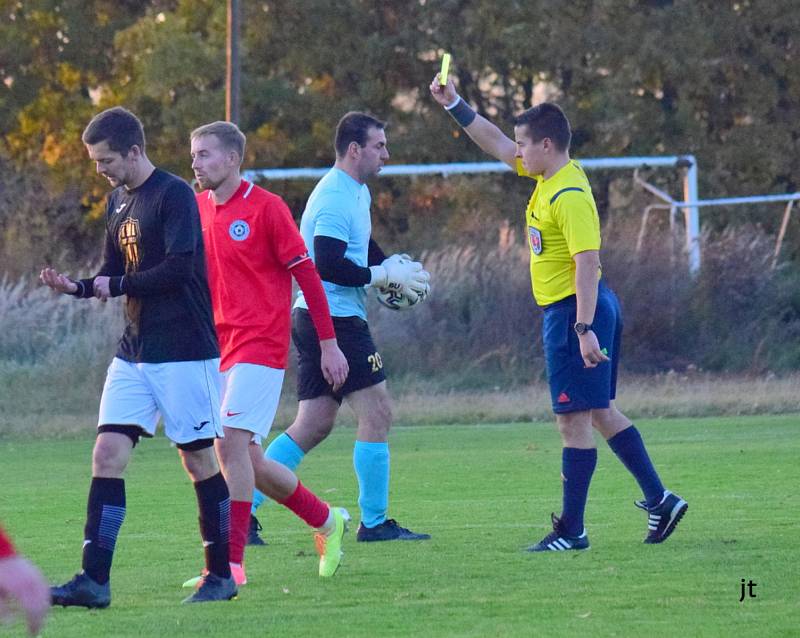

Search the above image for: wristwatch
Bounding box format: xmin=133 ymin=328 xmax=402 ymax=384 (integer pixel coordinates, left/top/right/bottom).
xmin=574 ymin=322 xmax=593 ymax=335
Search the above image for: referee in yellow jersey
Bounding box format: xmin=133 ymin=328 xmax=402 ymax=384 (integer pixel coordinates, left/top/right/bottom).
xmin=430 ymin=74 xmax=687 ymax=551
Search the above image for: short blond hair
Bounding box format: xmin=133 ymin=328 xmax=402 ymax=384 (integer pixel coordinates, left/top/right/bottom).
xmin=190 ymin=121 xmax=246 ymax=161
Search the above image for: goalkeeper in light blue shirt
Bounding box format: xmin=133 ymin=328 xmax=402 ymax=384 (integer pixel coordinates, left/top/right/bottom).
xmin=294 ymin=163 xmax=373 ymax=320
xmin=250 ymin=112 xmax=432 ymax=544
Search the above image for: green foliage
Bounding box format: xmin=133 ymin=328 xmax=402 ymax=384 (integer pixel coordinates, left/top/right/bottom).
xmin=3 ymin=1 xmax=798 ymax=206
xmin=102 ymin=2 xmax=227 ymax=175
xmin=0 ymin=153 xmax=99 ymax=277
xmin=2 ymin=417 xmax=798 ymax=636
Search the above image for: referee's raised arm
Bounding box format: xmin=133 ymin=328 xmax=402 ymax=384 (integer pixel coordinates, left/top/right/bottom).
xmin=429 ymin=74 xmax=517 ymax=169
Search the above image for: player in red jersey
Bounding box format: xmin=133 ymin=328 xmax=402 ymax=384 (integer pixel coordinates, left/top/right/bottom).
xmin=0 ymin=525 xmax=50 ymax=635
xmin=188 ymin=121 xmax=351 ymax=583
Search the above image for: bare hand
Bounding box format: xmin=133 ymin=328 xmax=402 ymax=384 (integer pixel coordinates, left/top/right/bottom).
xmin=0 ymin=556 xmax=51 ymax=635
xmin=579 ymin=331 xmax=610 ymax=368
xmin=39 ymin=267 xmax=77 ymax=294
xmin=319 ymin=339 xmax=349 ymax=392
xmin=429 ymin=74 xmax=458 ymax=107
xmin=93 ymin=276 xmax=111 ymax=301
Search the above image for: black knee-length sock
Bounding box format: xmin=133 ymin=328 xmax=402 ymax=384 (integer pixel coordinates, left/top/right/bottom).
xmin=82 ymin=477 xmax=126 ymax=584
xmin=194 ymin=472 xmax=232 ymax=579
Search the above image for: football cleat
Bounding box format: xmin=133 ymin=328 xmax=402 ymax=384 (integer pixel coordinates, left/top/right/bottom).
xmin=526 ymin=513 xmax=590 ymax=552
xmin=181 ymin=572 xmax=237 ymax=604
xmin=51 ymin=572 xmax=111 ymax=609
xmin=356 ymin=518 xmax=431 ymax=542
xmin=182 ymin=562 xmax=246 ymax=588
xmin=315 ymin=507 xmax=350 ymax=578
xmin=247 ymin=514 xmax=266 ymax=546
xmin=635 ymin=490 xmax=688 ymax=544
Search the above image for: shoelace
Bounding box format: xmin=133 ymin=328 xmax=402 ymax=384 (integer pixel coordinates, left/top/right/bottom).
xmin=538 ymin=513 xmax=569 ymax=544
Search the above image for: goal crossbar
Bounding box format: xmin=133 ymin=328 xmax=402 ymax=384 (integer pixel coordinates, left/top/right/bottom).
xmin=245 ymin=155 xmax=700 ymax=270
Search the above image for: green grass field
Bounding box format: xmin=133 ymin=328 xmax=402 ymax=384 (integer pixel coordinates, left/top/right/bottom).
xmin=2 ymin=416 xmax=798 ymax=637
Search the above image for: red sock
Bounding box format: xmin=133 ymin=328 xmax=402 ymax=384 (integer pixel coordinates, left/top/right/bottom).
xmin=229 ymin=500 xmax=251 ymax=564
xmin=279 ymin=481 xmax=330 ymax=529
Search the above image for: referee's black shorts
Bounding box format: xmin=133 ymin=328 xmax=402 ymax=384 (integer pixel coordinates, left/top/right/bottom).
xmin=292 ymin=308 xmax=386 ymax=403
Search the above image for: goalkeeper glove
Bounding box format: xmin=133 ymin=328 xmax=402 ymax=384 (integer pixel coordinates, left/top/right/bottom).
xmin=409 ymin=271 xmax=431 ymax=302
xmin=368 ymin=254 xmax=424 ymax=290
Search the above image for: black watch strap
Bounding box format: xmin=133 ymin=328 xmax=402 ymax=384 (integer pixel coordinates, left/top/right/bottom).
xmin=574 ymin=322 xmax=593 ymax=335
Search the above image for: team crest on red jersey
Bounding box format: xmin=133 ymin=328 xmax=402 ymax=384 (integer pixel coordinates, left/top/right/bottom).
xmin=528 ymin=226 xmax=543 ymax=255
xmin=229 ymin=219 xmax=250 ymax=241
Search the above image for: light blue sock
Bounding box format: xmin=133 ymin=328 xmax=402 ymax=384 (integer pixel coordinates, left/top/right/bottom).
xmin=353 ymin=440 xmax=389 ymax=528
xmin=251 ymin=433 xmax=306 ymax=514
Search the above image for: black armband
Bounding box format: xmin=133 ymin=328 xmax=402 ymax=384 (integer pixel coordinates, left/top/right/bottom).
xmin=447 ymin=97 xmax=477 ymax=128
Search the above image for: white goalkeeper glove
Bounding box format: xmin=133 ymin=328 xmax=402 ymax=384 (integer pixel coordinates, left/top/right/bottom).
xmin=369 ymin=254 xmax=432 ymax=303
xmin=369 ymin=254 xmax=423 ymax=288
xmin=368 ymin=253 xmax=409 ymax=282
xmin=409 ymin=271 xmax=431 ymax=302
xmin=401 ymin=269 xmax=431 ymax=303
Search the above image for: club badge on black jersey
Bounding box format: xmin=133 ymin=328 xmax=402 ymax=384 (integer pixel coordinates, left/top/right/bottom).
xmin=118 ymin=217 xmax=141 ymax=271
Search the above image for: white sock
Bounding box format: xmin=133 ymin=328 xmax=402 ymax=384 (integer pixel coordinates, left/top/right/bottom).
xmin=317 ymin=507 xmax=335 ymax=536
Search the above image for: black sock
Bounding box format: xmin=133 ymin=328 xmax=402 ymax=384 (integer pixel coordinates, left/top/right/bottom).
xmin=194 ymin=472 xmax=231 ymax=579
xmin=607 ymin=426 xmax=665 ymax=507
xmin=82 ymin=477 xmax=126 ymax=584
xmin=560 ymin=447 xmax=597 ymax=537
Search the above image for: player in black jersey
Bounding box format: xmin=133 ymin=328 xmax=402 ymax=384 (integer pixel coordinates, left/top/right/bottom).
xmin=41 ymin=107 xmax=236 ymax=606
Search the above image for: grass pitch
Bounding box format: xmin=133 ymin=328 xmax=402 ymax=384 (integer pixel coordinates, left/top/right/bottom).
xmin=2 ymin=415 xmax=798 ymax=637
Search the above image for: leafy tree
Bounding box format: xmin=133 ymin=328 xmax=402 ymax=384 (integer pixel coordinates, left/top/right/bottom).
xmin=2 ymin=0 xmax=799 ymax=264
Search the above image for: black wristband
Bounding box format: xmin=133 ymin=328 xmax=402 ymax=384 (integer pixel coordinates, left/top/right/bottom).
xmin=109 ymin=276 xmax=125 ymax=297
xmin=67 ymin=279 xmax=85 ymax=297
xmin=447 ymin=97 xmax=477 ymax=128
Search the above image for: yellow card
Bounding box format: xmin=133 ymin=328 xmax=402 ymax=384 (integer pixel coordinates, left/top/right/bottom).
xmin=439 ymin=53 xmax=451 ymax=85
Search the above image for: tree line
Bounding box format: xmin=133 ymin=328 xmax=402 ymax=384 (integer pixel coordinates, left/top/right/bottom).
xmin=1 ymin=0 xmax=798 ymax=270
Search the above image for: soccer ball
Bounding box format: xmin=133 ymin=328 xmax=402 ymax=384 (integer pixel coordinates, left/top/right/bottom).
xmin=376 ymin=283 xmax=422 ymax=311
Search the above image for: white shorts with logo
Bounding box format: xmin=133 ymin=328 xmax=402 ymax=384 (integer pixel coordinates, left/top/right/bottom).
xmin=220 ymin=363 xmax=285 ymax=444
xmin=98 ymin=357 xmax=223 ymax=444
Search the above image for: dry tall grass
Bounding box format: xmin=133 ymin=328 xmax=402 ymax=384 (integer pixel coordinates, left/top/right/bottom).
xmin=3 ymin=373 xmax=797 ymax=438
xmin=0 ymin=275 xmax=122 ymax=423
xmin=2 ymin=221 xmax=799 ymax=440
xmin=385 ymin=373 xmax=800 ymax=426
xmin=369 ymin=236 xmax=543 ymax=383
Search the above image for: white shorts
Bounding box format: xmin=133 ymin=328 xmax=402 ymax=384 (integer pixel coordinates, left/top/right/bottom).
xmin=220 ymin=363 xmax=285 ymax=444
xmin=98 ymin=357 xmax=223 ymax=445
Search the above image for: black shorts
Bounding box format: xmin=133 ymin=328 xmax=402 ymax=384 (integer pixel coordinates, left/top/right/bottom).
xmin=293 ymin=308 xmax=386 ymax=402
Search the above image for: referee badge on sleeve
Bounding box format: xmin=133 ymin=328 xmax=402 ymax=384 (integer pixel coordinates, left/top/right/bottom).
xmin=528 ymin=226 xmax=543 ymax=255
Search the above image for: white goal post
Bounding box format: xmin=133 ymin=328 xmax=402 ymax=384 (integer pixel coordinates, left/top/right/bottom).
xmin=246 ymin=156 xmax=707 ymax=270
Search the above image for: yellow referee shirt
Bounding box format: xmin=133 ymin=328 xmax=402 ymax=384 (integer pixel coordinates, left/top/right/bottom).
xmin=517 ymin=159 xmax=601 ymax=306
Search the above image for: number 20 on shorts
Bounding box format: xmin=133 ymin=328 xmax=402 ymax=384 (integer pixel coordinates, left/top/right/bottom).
xmin=368 ymin=352 xmax=384 ymax=373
